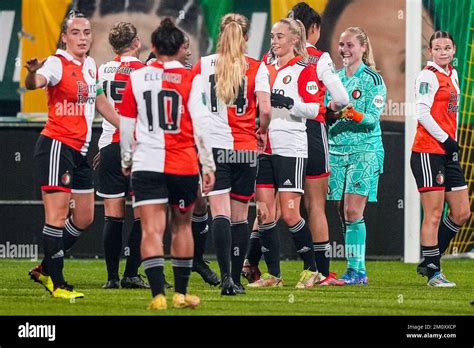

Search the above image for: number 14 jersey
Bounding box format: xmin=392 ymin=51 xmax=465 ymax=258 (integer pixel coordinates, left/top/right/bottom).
xmin=193 ymin=55 xmax=270 ymax=151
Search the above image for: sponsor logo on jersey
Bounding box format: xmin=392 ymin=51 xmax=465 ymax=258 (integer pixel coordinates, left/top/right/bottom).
xmin=436 ymin=172 xmax=445 ymax=185
xmin=283 ymin=75 xmax=292 ymax=84
xmin=61 ymin=171 xmax=71 ymax=186
xmin=372 ymin=95 xmax=384 ymax=108
xmin=306 ymin=81 xmax=318 ymax=95
xmin=352 ymin=89 xmax=362 ymax=99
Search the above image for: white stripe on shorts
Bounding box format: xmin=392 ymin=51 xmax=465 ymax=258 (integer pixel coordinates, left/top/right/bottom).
xmin=320 ymin=123 xmax=329 ymax=173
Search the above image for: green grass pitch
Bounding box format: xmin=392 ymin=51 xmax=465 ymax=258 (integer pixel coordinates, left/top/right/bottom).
xmin=0 ymin=259 xmax=472 ymax=316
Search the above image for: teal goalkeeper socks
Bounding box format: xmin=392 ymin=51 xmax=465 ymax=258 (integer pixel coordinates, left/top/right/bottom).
xmin=345 ymin=218 xmax=366 ymax=272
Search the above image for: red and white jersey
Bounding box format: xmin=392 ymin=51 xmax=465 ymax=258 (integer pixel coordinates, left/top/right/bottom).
xmin=193 ymin=54 xmax=270 ymax=151
xmin=306 ymin=43 xmax=336 ymax=123
xmin=37 ymin=49 xmax=99 ymax=155
xmin=119 ymin=60 xmax=208 ymax=175
xmin=98 ymin=56 xmax=145 ymax=149
xmin=263 ymin=56 xmax=319 ymax=157
xmin=413 ymin=61 xmax=460 ymax=154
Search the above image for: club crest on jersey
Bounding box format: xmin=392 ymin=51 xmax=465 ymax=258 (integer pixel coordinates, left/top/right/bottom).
xmin=88 ymin=69 xmax=95 ymax=79
xmin=283 ymin=75 xmax=292 ymax=84
xmin=305 ymin=81 xmax=318 ymax=95
xmin=436 ymin=172 xmax=444 ymax=185
xmin=61 ymin=171 xmax=71 ymax=186
xmin=352 ymin=89 xmax=362 ymax=99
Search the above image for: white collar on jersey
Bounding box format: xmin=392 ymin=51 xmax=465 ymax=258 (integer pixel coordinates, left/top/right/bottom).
xmin=119 ymin=56 xmax=141 ymax=63
xmin=427 ymin=61 xmax=453 ymax=76
xmin=306 ymin=42 xmax=316 ymax=49
xmin=55 ymin=49 xmax=85 ymax=66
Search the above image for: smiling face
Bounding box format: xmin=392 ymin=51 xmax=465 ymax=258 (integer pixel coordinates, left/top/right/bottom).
xmin=338 ymin=30 xmax=365 ymax=68
xmin=270 ymin=21 xmax=296 ymax=58
xmin=429 ymin=38 xmax=455 ymax=69
xmin=61 ymin=18 xmax=92 ymax=59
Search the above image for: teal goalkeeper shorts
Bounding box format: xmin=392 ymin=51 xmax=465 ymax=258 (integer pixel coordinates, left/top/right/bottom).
xmin=328 ymin=151 xmax=381 ymax=202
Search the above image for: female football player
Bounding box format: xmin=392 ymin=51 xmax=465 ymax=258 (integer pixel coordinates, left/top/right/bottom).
xmin=120 ymin=18 xmax=215 ymax=309
xmin=25 ymin=10 xmax=120 ymax=299
xmin=410 ymin=31 xmax=470 ymax=286
xmin=97 ymin=22 xmax=149 ymax=290
xmin=193 ymin=13 xmax=271 ymax=295
xmin=249 ymin=18 xmax=321 ymax=288
xmin=326 ymin=27 xmax=386 ymax=285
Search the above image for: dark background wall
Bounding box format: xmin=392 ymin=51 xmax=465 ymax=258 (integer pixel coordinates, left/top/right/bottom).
xmin=0 ymin=121 xmax=404 ymax=259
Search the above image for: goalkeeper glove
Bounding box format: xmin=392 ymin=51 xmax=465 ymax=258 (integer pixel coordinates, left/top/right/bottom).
xmin=271 ymin=93 xmax=294 ymax=110
xmin=339 ymin=103 xmax=364 ymax=123
xmin=442 ymin=137 xmax=459 ymax=162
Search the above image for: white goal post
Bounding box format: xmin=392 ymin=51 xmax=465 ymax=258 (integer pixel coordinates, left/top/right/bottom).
xmin=404 ymin=0 xmax=422 ymax=263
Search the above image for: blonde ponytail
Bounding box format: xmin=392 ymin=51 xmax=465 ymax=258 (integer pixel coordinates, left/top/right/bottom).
xmin=215 ymin=14 xmax=249 ymax=105
xmin=345 ymin=26 xmax=376 ymax=70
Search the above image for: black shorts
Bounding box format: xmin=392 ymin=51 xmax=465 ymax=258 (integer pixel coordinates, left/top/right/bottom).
xmin=131 ymin=171 xmax=199 ymax=211
xmin=256 ymin=154 xmax=307 ymax=193
xmin=206 ymin=148 xmax=258 ymax=201
xmin=34 ymin=134 xmax=93 ymax=193
xmin=306 ymin=120 xmax=330 ymax=179
xmin=96 ymin=142 xmax=131 ymax=198
xmin=410 ymin=152 xmax=467 ymax=192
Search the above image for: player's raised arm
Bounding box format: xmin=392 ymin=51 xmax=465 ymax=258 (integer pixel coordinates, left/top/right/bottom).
xmin=24 ymin=58 xmax=48 ymax=89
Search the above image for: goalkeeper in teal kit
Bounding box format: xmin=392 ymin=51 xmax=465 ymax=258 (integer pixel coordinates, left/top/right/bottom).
xmin=325 ymin=27 xmax=386 ymax=285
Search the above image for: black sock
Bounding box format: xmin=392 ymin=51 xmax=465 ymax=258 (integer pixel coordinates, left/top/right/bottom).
xmin=103 ymin=216 xmax=124 ymax=281
xmin=438 ymin=216 xmax=461 ymax=255
xmin=231 ymin=220 xmax=249 ymax=285
xmin=63 ymin=218 xmax=83 ymax=252
xmin=212 ymin=215 xmax=232 ymax=278
xmin=42 ymin=224 xmax=65 ymax=287
xmin=124 ymin=218 xmax=142 ymax=277
xmin=421 ymin=245 xmax=441 ymax=278
xmin=313 ymin=241 xmax=331 ymax=277
xmin=289 ymin=219 xmax=317 ymax=272
xmin=259 ymin=221 xmax=280 ymax=277
xmin=172 ymin=258 xmax=193 ymax=294
xmin=192 ymin=212 xmax=209 ymax=263
xmin=143 ymin=257 xmax=165 ymax=297
xmin=246 ymin=229 xmax=262 ymax=265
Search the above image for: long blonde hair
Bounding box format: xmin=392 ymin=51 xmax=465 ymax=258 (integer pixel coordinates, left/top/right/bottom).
xmin=215 ymin=14 xmax=249 ymax=105
xmin=345 ymin=26 xmax=376 ymax=70
xmin=275 ymin=18 xmax=308 ymax=62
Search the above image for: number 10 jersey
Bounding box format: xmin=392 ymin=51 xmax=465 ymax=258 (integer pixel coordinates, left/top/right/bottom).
xmin=119 ymin=60 xmax=209 ymax=175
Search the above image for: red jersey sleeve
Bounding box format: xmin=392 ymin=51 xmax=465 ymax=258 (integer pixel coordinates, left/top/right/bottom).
xmin=119 ymin=77 xmax=137 ymax=119
xmin=297 ymin=65 xmax=319 ymax=103
xmin=192 ymin=59 xmax=201 ymax=75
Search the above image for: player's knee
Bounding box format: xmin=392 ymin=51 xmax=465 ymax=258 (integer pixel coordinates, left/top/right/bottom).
xmin=424 ymin=208 xmax=443 ymax=226
xmin=46 ymin=215 xmax=67 ymax=228
xmin=280 ymin=210 xmax=300 ymax=227
xmin=344 ymin=207 xmax=363 ymax=222
xmin=194 ymin=200 xmax=208 ymax=215
xmin=451 ymin=209 xmax=471 ymax=226
xmin=73 ymin=213 xmax=94 ymax=229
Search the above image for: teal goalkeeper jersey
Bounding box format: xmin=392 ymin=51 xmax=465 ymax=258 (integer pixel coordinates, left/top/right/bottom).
xmin=325 ymin=62 xmax=386 ymax=171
